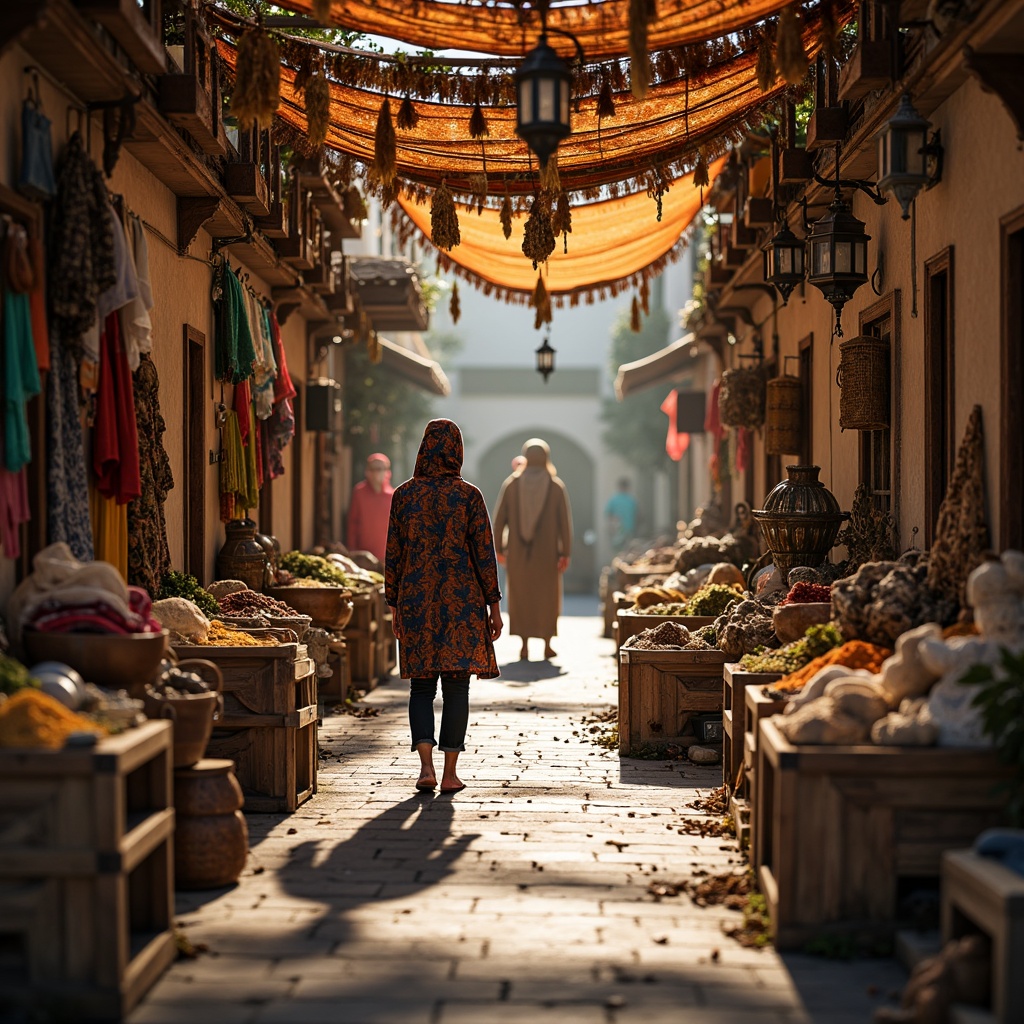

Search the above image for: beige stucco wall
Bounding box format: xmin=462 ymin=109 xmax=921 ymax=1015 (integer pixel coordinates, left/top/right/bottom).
xmin=723 ymin=75 xmax=1023 ymax=549
xmin=0 ymin=43 xmax=324 ymax=597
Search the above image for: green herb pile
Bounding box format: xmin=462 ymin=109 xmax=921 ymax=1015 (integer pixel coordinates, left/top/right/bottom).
xmin=158 ymin=571 xmax=220 ymax=619
xmin=639 ymin=602 xmax=689 ymax=615
xmin=279 ymin=551 xmax=351 ymax=587
xmin=0 ymin=653 xmax=38 ymax=695
xmin=692 ymin=624 xmax=719 ymax=646
xmin=737 ymin=622 xmax=843 ymax=673
xmin=686 ymin=583 xmax=743 ymax=617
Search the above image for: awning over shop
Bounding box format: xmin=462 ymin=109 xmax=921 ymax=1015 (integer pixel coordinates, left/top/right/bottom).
xmin=615 ymin=334 xmax=702 ymax=399
xmin=350 ymin=256 xmax=429 ymax=332
xmin=378 ymin=336 xmax=451 ymax=397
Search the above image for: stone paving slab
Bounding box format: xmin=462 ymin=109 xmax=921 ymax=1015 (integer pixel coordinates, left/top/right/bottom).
xmin=128 ymin=609 xmax=907 ymax=1024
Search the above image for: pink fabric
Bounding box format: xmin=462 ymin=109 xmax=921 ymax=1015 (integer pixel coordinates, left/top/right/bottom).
xmin=347 ymin=479 xmax=394 ymax=562
xmin=735 ymin=426 xmax=750 ymax=473
xmin=660 ymin=390 xmax=691 ymax=462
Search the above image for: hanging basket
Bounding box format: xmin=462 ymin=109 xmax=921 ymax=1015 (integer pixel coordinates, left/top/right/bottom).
xmin=719 ymin=365 xmax=766 ymax=430
xmin=837 ymin=335 xmax=890 ymax=431
xmin=765 ymin=375 xmax=803 ymax=455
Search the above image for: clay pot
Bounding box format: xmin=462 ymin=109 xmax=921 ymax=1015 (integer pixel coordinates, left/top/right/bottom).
xmin=173 ymin=759 xmax=248 ymax=889
xmin=773 ymin=602 xmax=833 ymax=644
xmin=216 ymin=518 xmax=269 ymax=592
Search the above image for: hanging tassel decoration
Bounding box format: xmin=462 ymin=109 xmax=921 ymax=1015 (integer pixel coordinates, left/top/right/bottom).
xmin=539 ymin=153 xmax=560 ymax=194
xmin=303 ymin=70 xmax=331 ymax=152
xmin=776 ymin=4 xmax=809 ymax=87
xmin=430 ymin=179 xmax=461 ymax=251
xmin=640 ymin=277 xmax=650 ymax=315
xmin=230 ymin=27 xmax=281 ymax=129
xmin=551 ymin=191 xmax=572 ymax=254
xmin=628 ymin=0 xmax=656 ymax=100
xmin=597 ymin=77 xmax=615 ymax=158
xmin=692 ymin=149 xmax=709 ymax=204
xmin=531 ymin=274 xmax=552 ymax=330
xmin=396 ymin=95 xmax=420 ymax=130
xmin=469 ymin=101 xmax=489 ymax=139
xmin=522 ymin=195 xmax=556 ymax=270
xmin=630 ymin=295 xmax=642 ymax=333
xmin=499 ymin=188 xmax=513 ymax=240
xmin=816 ymin=0 xmax=841 ymax=63
xmin=450 ymin=282 xmax=461 ymax=325
xmin=469 ymin=173 xmax=488 ymax=216
xmin=372 ymin=97 xmax=397 ymax=188
xmin=312 ymin=0 xmax=332 ymax=23
xmin=756 ymin=31 xmax=776 ymax=92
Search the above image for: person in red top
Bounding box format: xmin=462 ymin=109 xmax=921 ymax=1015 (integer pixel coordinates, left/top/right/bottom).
xmin=346 ymin=453 xmax=394 ymax=563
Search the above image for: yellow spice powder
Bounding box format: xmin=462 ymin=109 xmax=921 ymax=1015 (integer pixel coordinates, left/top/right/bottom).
xmin=0 ymin=689 xmax=107 ymax=749
xmin=201 ymin=621 xmax=279 ymax=646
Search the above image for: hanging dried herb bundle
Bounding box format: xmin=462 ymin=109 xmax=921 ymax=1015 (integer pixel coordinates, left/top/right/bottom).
xmin=430 ymin=180 xmax=461 ymax=250
xmin=640 ymin=276 xmax=650 ymax=315
xmin=368 ymin=330 xmax=382 ymax=365
xmin=302 ymin=71 xmax=331 ymax=152
xmin=692 ymin=151 xmax=710 ymax=189
xmin=379 ymin=178 xmax=400 ymax=211
xmin=597 ymin=78 xmax=616 ymax=120
xmin=312 ymin=0 xmax=332 ymax=24
xmin=531 ymin=274 xmax=552 ymax=330
xmin=628 ymin=0 xmax=655 ymax=100
xmin=630 ymin=295 xmax=642 ymax=332
xmin=231 ymin=28 xmax=281 ymax=130
xmin=816 ymin=0 xmax=841 ymax=63
xmin=539 ymin=153 xmax=561 ymax=194
xmin=469 ymin=173 xmax=488 ymax=215
xmin=450 ymin=282 xmax=461 ymax=325
xmin=551 ymin=191 xmax=572 ymax=254
xmin=776 ymin=5 xmax=808 ymax=87
xmin=469 ymin=101 xmax=489 ymax=139
xmin=522 ymin=195 xmax=556 ymax=270
xmin=499 ymin=189 xmax=513 ymax=240
xmin=343 ymin=186 xmax=367 ymax=222
xmin=396 ymin=95 xmax=419 ymax=130
xmin=756 ymin=31 xmax=776 ymax=92
xmin=372 ymin=97 xmax=397 ymax=187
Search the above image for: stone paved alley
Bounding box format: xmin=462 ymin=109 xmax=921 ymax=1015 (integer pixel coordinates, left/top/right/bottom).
xmin=129 ymin=601 xmax=907 ymax=1024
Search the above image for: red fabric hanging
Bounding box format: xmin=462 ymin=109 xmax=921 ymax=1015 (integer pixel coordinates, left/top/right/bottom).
xmin=93 ymin=312 xmax=141 ymax=504
xmin=660 ymin=390 xmax=691 ymax=462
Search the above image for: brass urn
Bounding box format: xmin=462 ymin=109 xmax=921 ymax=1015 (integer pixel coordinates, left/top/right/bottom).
xmin=752 ymin=465 xmax=849 ymax=573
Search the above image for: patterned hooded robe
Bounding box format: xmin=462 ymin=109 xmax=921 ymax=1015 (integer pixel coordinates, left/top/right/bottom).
xmin=385 ymin=419 xmax=501 ymax=679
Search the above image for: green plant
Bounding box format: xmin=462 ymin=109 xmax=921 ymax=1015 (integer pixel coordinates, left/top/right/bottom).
xmin=158 ymin=571 xmax=220 ymax=618
xmin=961 ymin=648 xmax=1024 ymax=826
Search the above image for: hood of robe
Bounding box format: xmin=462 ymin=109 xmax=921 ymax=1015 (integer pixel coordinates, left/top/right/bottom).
xmin=414 ymin=418 xmax=464 ymax=478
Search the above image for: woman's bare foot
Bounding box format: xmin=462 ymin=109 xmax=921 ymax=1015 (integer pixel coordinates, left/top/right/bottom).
xmin=415 ymin=742 xmax=436 ymax=790
xmin=440 ymin=772 xmax=465 ymax=793
xmin=519 ymin=641 xmax=529 ymax=660
xmin=544 ymin=641 xmax=556 ymax=659
xmin=415 ymin=772 xmax=437 ymax=791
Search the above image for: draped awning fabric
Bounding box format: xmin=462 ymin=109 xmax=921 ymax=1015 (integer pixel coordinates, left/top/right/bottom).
xmin=272 ymin=0 xmax=825 ymax=60
xmin=615 ymin=333 xmax=702 ymax=399
xmin=378 ymin=337 xmax=451 ymax=396
xmin=217 ymin=3 xmax=847 ymax=199
xmin=394 ymin=158 xmax=726 ymax=300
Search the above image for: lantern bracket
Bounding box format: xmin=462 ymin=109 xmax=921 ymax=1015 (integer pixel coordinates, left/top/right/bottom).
xmin=811 ymin=171 xmax=887 ymax=205
xmin=921 ymin=129 xmax=943 ymax=190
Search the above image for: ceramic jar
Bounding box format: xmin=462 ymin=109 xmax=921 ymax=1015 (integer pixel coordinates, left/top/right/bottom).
xmin=173 ymin=758 xmax=248 ymax=889
xmin=216 ymin=518 xmax=268 ymax=592
xmin=753 ymin=465 xmax=849 ymax=573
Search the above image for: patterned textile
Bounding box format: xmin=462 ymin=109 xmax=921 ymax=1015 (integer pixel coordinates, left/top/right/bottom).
xmin=127 ymin=355 xmax=173 ymax=595
xmin=385 ymin=419 xmax=501 ymax=680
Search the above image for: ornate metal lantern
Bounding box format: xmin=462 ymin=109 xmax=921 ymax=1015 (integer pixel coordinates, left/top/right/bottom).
xmin=877 ymin=92 xmax=943 ymax=219
xmin=515 ymin=33 xmax=572 ymax=170
xmin=536 ymin=334 xmax=555 ymax=382
xmin=806 ymin=191 xmax=870 ymax=336
xmin=763 ymin=222 xmax=806 ymax=304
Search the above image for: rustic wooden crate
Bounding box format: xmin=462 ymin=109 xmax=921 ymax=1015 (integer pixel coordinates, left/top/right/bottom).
xmin=0 ymin=721 xmax=176 ymax=1020
xmin=722 ymin=664 xmax=783 ymax=792
xmin=755 ymin=718 xmax=1012 ymax=949
xmin=345 ymin=589 xmax=380 ymax=690
xmin=318 ymin=642 xmax=349 ymax=706
xmin=206 ymin=712 xmax=318 ymax=813
xmin=942 ymin=849 xmax=1024 ymax=1024
xmin=615 ymin=610 xmax=716 ymax=652
xmin=375 ymin=587 xmax=396 ymax=677
xmin=617 ymin=647 xmax=727 ymax=755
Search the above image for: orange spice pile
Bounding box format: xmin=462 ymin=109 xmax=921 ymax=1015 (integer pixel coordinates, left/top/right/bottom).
xmin=768 ymin=641 xmax=892 ymax=696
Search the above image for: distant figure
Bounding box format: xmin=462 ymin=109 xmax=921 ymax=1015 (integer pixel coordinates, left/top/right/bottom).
xmin=605 ymin=477 xmax=638 ymax=550
xmin=347 ymin=453 xmax=394 ymax=563
xmin=385 ymin=420 xmax=502 ymax=794
xmin=493 ymin=438 xmax=572 ymax=661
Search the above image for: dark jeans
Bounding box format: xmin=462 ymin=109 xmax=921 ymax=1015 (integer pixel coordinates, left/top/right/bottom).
xmin=409 ymin=675 xmax=470 ymax=752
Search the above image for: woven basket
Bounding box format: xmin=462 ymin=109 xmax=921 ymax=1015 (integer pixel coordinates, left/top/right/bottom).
xmin=838 ymin=335 xmax=890 ymax=431
xmin=719 ymin=365 xmax=766 ymax=430
xmin=765 ymin=375 xmax=803 ymax=455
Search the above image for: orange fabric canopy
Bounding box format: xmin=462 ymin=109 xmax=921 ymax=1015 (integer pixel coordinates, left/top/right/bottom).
xmin=395 ymin=157 xmax=727 ymax=298
xmin=273 ymin=0 xmax=810 ymax=60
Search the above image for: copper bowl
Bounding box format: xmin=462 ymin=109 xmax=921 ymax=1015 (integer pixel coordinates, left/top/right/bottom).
xmin=264 ymin=586 xmax=353 ymax=629
xmin=23 ymin=629 xmax=169 ymax=696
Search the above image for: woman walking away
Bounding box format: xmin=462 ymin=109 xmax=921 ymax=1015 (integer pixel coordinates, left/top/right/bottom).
xmin=493 ymin=438 xmax=572 ymax=661
xmin=385 ymin=419 xmax=503 ymax=794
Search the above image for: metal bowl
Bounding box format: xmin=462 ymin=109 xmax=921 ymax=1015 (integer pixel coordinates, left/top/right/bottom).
xmin=22 ymin=630 xmax=169 ymax=696
xmin=264 ymin=587 xmax=353 ymax=629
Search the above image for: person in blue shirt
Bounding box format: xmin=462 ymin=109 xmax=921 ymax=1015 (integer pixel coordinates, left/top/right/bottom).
xmin=605 ymin=478 xmax=637 ymax=550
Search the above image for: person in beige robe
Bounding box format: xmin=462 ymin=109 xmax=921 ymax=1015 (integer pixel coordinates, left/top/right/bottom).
xmin=493 ymin=438 xmax=572 ymax=660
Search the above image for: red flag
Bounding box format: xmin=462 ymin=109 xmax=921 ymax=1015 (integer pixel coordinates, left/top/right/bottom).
xmin=660 ymin=390 xmax=691 ymax=461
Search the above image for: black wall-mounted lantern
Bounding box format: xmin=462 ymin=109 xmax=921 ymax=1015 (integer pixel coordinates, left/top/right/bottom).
xmin=763 ymin=222 xmax=806 ymax=304
xmin=806 ymin=191 xmax=871 ymax=336
xmin=876 ymin=92 xmax=944 ymax=219
xmin=536 ymin=334 xmax=555 ymax=382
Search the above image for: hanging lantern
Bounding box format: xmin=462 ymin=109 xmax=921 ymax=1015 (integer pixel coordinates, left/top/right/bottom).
xmin=876 ymin=92 xmax=943 ymax=220
xmin=536 ymin=333 xmax=555 ymax=382
xmin=516 ymin=17 xmax=579 ymax=170
xmin=763 ymin=222 xmax=806 ymax=304
xmin=806 ymin=191 xmax=870 ymax=336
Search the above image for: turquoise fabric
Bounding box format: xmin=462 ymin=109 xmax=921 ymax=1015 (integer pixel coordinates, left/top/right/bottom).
xmin=214 ymin=262 xmax=256 ymax=384
xmin=4 ymin=289 xmax=41 ymax=472
xmin=605 ymin=490 xmax=637 ymax=539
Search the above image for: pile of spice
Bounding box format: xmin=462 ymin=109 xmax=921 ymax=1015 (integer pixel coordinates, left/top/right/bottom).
xmin=626 ymin=621 xmax=691 ymax=649
xmin=279 ymin=551 xmax=351 ymax=587
xmin=737 ymin=622 xmax=843 ymax=674
xmin=767 ymin=640 xmax=892 ymax=696
xmin=196 ymin=621 xmax=280 ymax=647
xmin=779 ymin=582 xmax=832 ymax=605
xmin=0 ymin=689 xmax=107 ymax=749
xmin=218 ymin=590 xmax=301 ymax=617
xmin=685 ymin=583 xmax=743 ymax=617
xmin=272 ymin=576 xmax=345 ymax=589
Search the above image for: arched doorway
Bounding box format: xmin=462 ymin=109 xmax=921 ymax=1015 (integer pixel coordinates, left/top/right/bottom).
xmin=478 ymin=429 xmax=596 ymax=594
